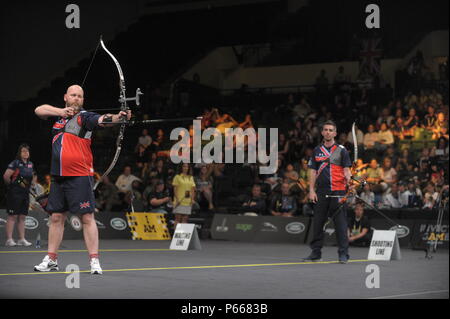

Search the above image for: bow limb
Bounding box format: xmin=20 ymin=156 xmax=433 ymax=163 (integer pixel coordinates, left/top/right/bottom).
xmin=93 ymin=37 xmax=128 ymax=191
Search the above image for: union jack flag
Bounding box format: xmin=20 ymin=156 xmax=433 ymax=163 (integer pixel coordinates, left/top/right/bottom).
xmin=80 ymin=201 xmax=91 ymax=209
xmin=359 ymin=37 xmax=383 ymax=75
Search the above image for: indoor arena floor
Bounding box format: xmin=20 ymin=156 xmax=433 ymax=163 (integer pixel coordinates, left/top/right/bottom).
xmin=0 ymin=239 xmax=448 ymax=299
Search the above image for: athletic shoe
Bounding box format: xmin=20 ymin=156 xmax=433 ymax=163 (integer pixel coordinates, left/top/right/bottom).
xmin=302 ymin=252 xmax=322 ymax=262
xmin=338 ymin=254 xmax=349 ymax=264
xmin=90 ymin=258 xmax=103 ymax=275
xmin=17 ymin=239 xmax=32 ymax=247
xmin=5 ymin=239 xmax=16 ymax=247
xmin=34 ymin=255 xmax=59 ymax=272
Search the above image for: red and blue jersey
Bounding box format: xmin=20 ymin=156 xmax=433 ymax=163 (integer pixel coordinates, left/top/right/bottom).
xmin=50 ymin=110 xmax=101 ymax=176
xmin=308 ymin=143 xmax=352 ymax=192
xmin=7 ymin=159 xmax=34 ymax=193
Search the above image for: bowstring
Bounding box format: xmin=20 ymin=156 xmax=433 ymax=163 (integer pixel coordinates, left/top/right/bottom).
xmin=81 ymin=40 xmax=101 ymax=88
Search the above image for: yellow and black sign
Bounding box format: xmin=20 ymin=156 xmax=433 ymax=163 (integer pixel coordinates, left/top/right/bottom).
xmin=126 ymin=212 xmax=171 ymax=240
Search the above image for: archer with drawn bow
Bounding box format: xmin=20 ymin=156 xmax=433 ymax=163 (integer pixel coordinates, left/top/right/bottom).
xmin=33 ymin=84 xmax=131 ymax=274
xmin=302 ymin=120 xmax=354 ymax=264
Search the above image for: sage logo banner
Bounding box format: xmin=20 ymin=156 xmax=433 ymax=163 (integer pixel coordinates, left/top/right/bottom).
xmin=169 ymin=120 xmax=278 ymax=174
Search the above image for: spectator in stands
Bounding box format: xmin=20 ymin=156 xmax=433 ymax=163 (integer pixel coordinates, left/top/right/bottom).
xmin=430 ymin=162 xmax=445 ymax=186
xmin=359 ymin=183 xmax=375 ymax=207
xmin=432 ymin=112 xmax=448 ymax=140
xmin=380 ymin=157 xmax=397 ymax=189
xmin=293 ymin=97 xmax=312 ymax=121
xmin=270 ymin=182 xmax=297 ymax=217
xmin=125 ymin=180 xmax=145 ymax=212
xmin=278 ymin=132 xmax=290 ymax=159
xmin=391 ymin=115 xmax=405 ymax=141
xmin=377 ymin=123 xmax=395 ymax=151
xmin=382 ymin=183 xmax=402 ymax=209
xmin=405 ymin=181 xmax=423 ymax=208
xmin=172 ymin=163 xmax=196 ymax=228
xmin=434 ymin=137 xmax=449 ymax=161
xmin=137 ymin=128 xmax=152 ymax=150
xmin=42 ymin=174 xmax=51 ymax=194
xmin=353 ymin=158 xmax=368 ymax=180
xmin=397 ymin=182 xmax=410 ymax=208
xmin=135 ymin=144 xmax=150 ymax=170
xmin=315 ymin=70 xmax=329 ymax=100
xmin=115 ymin=165 xmax=141 ymax=195
xmin=97 ymin=176 xmax=121 ymax=212
xmin=29 ymin=172 xmax=45 ymax=211
xmin=417 ymin=161 xmax=431 ymax=187
xmin=296 ymin=159 xmax=310 ymax=205
xmin=149 ymin=158 xmax=169 ymax=183
xmin=403 ymin=108 xmax=420 ymax=139
xmin=422 ymin=183 xmax=439 ymax=210
xmin=241 ymin=184 xmax=267 ymax=216
xmin=376 ymin=108 xmax=394 ymax=129
xmin=348 ymin=202 xmax=372 ymax=247
xmin=365 ymin=159 xmax=384 ymax=205
xmin=363 ymin=124 xmax=379 ymax=151
xmin=423 ymin=105 xmax=437 ymax=129
xmin=416 ymin=148 xmax=431 ymax=168
xmin=195 ymin=165 xmax=214 ymax=211
xmin=148 ymin=180 xmax=171 ymax=214
xmin=284 ymin=163 xmax=299 ymax=190
xmin=381 ymin=146 xmax=396 ymax=169
xmin=151 ymin=128 xmax=166 ymax=153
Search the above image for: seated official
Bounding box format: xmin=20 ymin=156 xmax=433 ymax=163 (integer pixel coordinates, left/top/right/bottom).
xmin=148 ymin=180 xmax=171 ymax=214
xmin=348 ymin=202 xmax=373 ymax=247
xmin=240 ymin=184 xmax=267 ymax=216
xmin=270 ymin=182 xmax=297 ymax=217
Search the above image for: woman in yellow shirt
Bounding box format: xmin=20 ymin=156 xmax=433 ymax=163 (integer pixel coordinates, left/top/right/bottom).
xmin=172 ymin=163 xmax=196 ymax=228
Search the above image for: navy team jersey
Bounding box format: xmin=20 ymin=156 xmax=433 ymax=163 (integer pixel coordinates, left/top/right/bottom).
xmin=51 ymin=110 xmax=101 ymax=176
xmin=308 ymin=143 xmax=352 ymax=192
xmin=7 ymin=159 xmax=34 ymax=193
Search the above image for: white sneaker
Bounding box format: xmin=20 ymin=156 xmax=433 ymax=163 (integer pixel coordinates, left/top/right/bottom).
xmin=34 ymin=255 xmax=59 ymax=272
xmin=90 ymin=258 xmax=103 ymax=275
xmin=5 ymin=239 xmax=16 ymax=247
xmin=17 ymin=239 xmax=32 ymax=247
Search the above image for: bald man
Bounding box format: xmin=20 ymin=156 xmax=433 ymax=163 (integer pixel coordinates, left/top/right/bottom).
xmin=33 ymin=85 xmax=131 ymax=274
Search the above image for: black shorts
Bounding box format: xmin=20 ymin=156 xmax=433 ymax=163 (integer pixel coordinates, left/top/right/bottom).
xmin=6 ymin=190 xmax=29 ymax=215
xmin=46 ymin=176 xmax=95 ymax=214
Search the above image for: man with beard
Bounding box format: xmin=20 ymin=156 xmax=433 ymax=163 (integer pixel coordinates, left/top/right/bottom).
xmin=33 ymin=85 xmax=131 ymax=274
xmin=303 ymin=120 xmax=353 ymax=264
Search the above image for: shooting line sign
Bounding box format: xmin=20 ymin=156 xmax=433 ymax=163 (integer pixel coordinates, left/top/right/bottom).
xmin=368 ymin=230 xmax=401 ymax=261
xmin=170 ymin=223 xmax=202 ymax=250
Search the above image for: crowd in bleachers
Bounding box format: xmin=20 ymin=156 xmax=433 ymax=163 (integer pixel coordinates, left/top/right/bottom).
xmin=30 ymin=66 xmax=449 ymax=219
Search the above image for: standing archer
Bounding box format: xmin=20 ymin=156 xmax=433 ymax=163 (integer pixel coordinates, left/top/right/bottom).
xmin=33 ymin=84 xmax=131 ymax=274
xmin=304 ymin=120 xmax=353 ymax=264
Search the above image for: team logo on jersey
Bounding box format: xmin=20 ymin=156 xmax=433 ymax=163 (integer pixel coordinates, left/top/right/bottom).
xmin=80 ymin=201 xmax=91 ymax=209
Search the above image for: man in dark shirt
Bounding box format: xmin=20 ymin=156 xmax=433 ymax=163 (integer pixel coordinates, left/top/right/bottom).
xmin=148 ymin=180 xmax=171 ymax=214
xmin=241 ymin=184 xmax=267 ymax=215
xmin=348 ymin=202 xmax=372 ymax=247
xmin=305 ymin=120 xmax=352 ymax=263
xmin=270 ymin=182 xmax=297 ymax=217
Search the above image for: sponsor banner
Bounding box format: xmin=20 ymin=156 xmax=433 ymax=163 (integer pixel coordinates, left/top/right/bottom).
xmin=211 ymin=214 xmax=258 ymax=241
xmin=0 ymin=209 xmax=132 ymax=241
xmin=254 ymin=216 xmax=309 ymax=243
xmin=0 ymin=209 xmax=48 ymax=240
xmin=411 ymin=219 xmax=449 ymax=249
xmin=210 ymin=214 xmax=310 ymax=243
xmin=370 ymin=219 xmax=415 ymax=248
xmin=126 ymin=212 xmax=171 ymax=240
